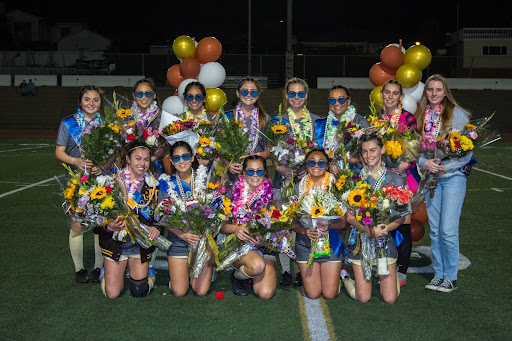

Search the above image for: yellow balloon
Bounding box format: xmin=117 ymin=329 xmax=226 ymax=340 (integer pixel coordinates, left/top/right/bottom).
xmin=172 ymin=35 xmax=195 ymax=59
xmin=404 ymin=45 xmax=432 ymax=70
xmin=205 ymin=88 xmax=227 ymax=112
xmin=369 ymin=86 xmax=383 ymax=110
xmin=396 ymin=64 xmax=421 ymax=88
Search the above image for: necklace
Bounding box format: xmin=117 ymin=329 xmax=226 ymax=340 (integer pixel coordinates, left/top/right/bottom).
xmin=383 ymin=104 xmax=402 ymax=128
xmin=300 ymin=173 xmax=331 ymax=197
xmin=340 ymin=105 xmax=356 ymax=123
xmin=76 ymin=108 xmax=101 ymax=130
xmin=287 ymin=107 xmax=313 ymax=140
xmin=423 ymin=105 xmax=442 ymax=142
xmin=130 ymin=100 xmax=159 ymax=127
xmin=184 ymin=107 xmax=208 ymax=122
xmin=360 ymin=162 xmax=386 ymax=192
xmin=232 ymin=176 xmax=273 ymax=223
xmin=236 ymin=103 xmax=259 ymax=153
xmin=122 ymin=168 xmax=156 ymax=208
xmin=175 ymin=169 xmax=195 ymax=202
xmin=323 ymin=113 xmax=338 ymax=149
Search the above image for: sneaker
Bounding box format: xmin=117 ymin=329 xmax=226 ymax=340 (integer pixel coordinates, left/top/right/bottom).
xmin=99 ymin=267 xmax=104 ymax=280
xmin=399 ymin=278 xmax=407 ymax=287
xmin=425 ymin=277 xmax=444 ymax=290
xmin=437 ymin=279 xmax=458 ymax=293
xmin=148 ymin=266 xmax=156 ymax=278
xmin=398 ymin=273 xmax=407 ymax=287
xmin=293 ymin=272 xmax=302 ymax=287
xmin=75 ymin=269 xmax=89 ymax=283
xmin=340 ymin=269 xmax=351 ymax=280
xmin=211 ymin=269 xmax=217 ymax=283
xmin=231 ymin=272 xmax=248 ymax=296
xmin=91 ymin=268 xmax=101 ymax=283
xmin=280 ymin=271 xmax=292 ymax=286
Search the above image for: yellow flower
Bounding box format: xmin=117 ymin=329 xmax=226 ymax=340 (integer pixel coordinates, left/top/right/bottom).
xmin=64 ymin=184 xmax=76 ymax=200
xmin=207 ymin=182 xmax=219 ymax=189
xmin=76 ymin=207 xmax=84 ymax=213
xmin=199 ymin=136 xmax=211 ymax=146
xmin=90 ymin=186 xmax=107 ymax=200
xmin=356 ymin=213 xmax=362 ymax=222
xmin=197 ymin=146 xmax=205 ymax=156
xmin=460 ymin=136 xmax=474 ymax=151
xmin=78 ymin=187 xmax=87 ymax=196
xmin=348 ymin=189 xmax=367 ymax=207
xmin=450 ymin=132 xmax=462 ymax=142
xmin=100 ymin=195 xmax=115 ymax=210
xmin=235 ymin=121 xmax=244 ymax=128
xmin=335 ymin=205 xmax=345 ymax=216
xmin=117 ymin=109 xmax=131 ymax=118
xmin=310 ymin=205 xmax=324 ymax=218
xmin=465 ymin=123 xmax=476 ymax=130
xmin=271 ymin=125 xmax=287 ymax=134
xmin=108 ymin=124 xmax=120 ymax=134
xmin=72 ymin=179 xmax=79 ymax=185
xmin=223 ymin=197 xmax=232 ymax=215
xmin=384 ymin=140 xmax=403 ymax=159
xmin=336 ymin=175 xmax=347 ymax=190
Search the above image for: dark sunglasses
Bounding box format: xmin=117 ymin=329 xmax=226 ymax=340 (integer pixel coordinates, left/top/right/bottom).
xmin=245 ymin=168 xmax=265 ymax=177
xmin=171 ymin=153 xmax=191 ymax=163
xmin=328 ymin=97 xmax=348 ymax=105
xmin=287 ymin=91 xmax=306 ymax=99
xmin=135 ymin=91 xmax=154 ymax=99
xmin=185 ymin=94 xmax=204 ymax=102
xmin=306 ymin=160 xmax=327 ymax=168
xmin=240 ymin=89 xmax=259 ymax=97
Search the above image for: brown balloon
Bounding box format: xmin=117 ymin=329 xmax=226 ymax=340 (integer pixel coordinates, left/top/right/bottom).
xmin=410 ymin=219 xmax=426 ymax=242
xmin=166 ymin=64 xmax=184 ymax=88
xmin=380 ymin=45 xmax=405 ymax=71
xmin=179 ymin=58 xmax=201 ymax=79
xmin=411 ymin=201 xmax=428 ymax=223
xmin=369 ymin=62 xmax=395 ymax=87
xmin=195 ymin=37 xmax=222 ymax=64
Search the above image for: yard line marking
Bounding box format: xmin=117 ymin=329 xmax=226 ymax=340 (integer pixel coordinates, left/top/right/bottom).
xmin=0 ymin=176 xmax=63 ymax=198
xmin=299 ymin=289 xmax=333 ymax=341
xmin=491 ymin=188 xmax=504 ymax=192
xmin=481 ymin=146 xmax=512 ymax=151
xmin=297 ymin=291 xmax=312 ymax=341
xmin=0 ymin=145 xmax=52 ymax=153
xmin=473 ymin=167 xmax=512 ymax=181
xmin=319 ymin=298 xmax=337 ymax=341
xmin=19 ymin=143 xmax=51 ymax=146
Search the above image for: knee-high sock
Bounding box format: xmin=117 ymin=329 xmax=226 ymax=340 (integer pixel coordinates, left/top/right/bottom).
xmin=279 ymin=253 xmax=290 ymax=273
xmin=148 ymin=273 xmax=156 ymax=294
xmin=396 ymin=272 xmax=401 ymax=296
xmin=234 ymin=265 xmax=253 ymax=280
xmin=342 ymin=278 xmax=356 ymax=300
xmin=93 ymin=234 xmax=103 ymax=269
xmin=69 ymin=230 xmax=84 ymax=272
xmin=100 ymin=276 xmax=107 ymax=297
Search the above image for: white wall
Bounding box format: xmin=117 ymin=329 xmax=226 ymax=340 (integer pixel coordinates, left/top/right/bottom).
xmin=61 ymin=75 xmax=145 ymax=87
xmin=0 ymin=75 xmax=11 ymax=86
xmin=14 ymin=75 xmax=57 ymax=86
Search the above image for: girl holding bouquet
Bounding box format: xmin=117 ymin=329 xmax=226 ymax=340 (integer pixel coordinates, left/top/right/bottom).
xmin=55 ymin=85 xmax=105 ymax=284
xmin=292 ymin=149 xmax=346 ymax=300
xmin=99 ymin=143 xmax=162 ymax=298
xmin=344 ymin=134 xmax=407 ymax=303
xmin=380 ymin=79 xmax=419 ymax=286
xmin=165 ymin=141 xmax=213 ymax=296
xmin=416 ymin=74 xmax=472 ymax=293
xmin=220 ymin=155 xmax=277 ymax=299
xmin=225 ymin=77 xmax=270 ymax=176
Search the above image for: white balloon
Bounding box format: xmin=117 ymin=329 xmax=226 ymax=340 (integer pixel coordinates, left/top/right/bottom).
xmin=403 ymin=81 xmax=425 ymax=103
xmin=178 ymin=78 xmax=197 ymax=99
xmin=159 ymin=109 xmax=181 ymax=131
xmin=197 ymin=62 xmax=226 ymax=88
xmin=161 ymin=96 xmax=185 ymax=124
xmin=401 ymin=94 xmax=418 ymax=114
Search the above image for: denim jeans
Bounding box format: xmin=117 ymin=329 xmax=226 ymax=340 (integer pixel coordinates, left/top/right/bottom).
xmin=425 ymin=175 xmax=467 ymax=281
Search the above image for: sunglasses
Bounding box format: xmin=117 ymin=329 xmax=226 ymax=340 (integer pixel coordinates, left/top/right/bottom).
xmin=328 ymin=97 xmax=348 ymax=105
xmin=239 ymin=89 xmax=259 ymax=97
xmin=185 ymin=94 xmax=204 ymax=102
xmin=171 ymin=153 xmax=191 ymax=163
xmin=287 ymin=91 xmax=306 ymax=99
xmin=306 ymin=160 xmax=327 ymax=168
xmin=135 ymin=91 xmax=154 ymax=99
xmin=245 ymin=168 xmax=265 ymax=177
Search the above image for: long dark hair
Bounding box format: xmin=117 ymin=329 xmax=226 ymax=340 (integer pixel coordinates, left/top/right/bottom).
xmin=78 ymin=85 xmax=103 ymax=106
xmin=133 ymin=77 xmax=159 ymax=106
xmin=183 ymin=81 xmax=207 ymax=108
xmin=169 ymin=141 xmax=199 ymax=174
xmin=236 ymin=77 xmax=267 ymax=130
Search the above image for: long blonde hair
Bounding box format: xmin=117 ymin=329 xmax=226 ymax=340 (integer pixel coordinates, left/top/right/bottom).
xmin=416 ymin=74 xmax=469 ymax=135
xmin=284 ymin=77 xmax=309 ymax=110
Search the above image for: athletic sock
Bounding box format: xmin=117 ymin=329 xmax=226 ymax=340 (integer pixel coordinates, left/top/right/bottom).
xmin=234 ymin=265 xmax=253 ymax=280
xmin=279 ymin=252 xmax=291 ymax=274
xmin=93 ymin=234 xmax=103 ymax=269
xmin=342 ymin=278 xmax=356 ymax=300
xmin=100 ymin=276 xmax=107 ymax=297
xmin=69 ymin=230 xmax=84 ymax=272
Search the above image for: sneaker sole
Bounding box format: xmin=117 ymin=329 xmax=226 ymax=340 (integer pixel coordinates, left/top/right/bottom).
xmin=425 ymin=284 xmax=440 ymax=290
xmin=437 ymin=286 xmax=457 ymax=293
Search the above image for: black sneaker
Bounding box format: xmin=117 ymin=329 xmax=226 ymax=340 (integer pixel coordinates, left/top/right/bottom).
xmin=90 ymin=268 xmax=101 ymax=283
xmin=437 ymin=279 xmax=458 ymax=293
xmin=75 ymin=269 xmax=89 ymax=283
xmin=280 ymin=271 xmax=292 ymax=286
xmin=231 ymin=272 xmax=248 ymax=296
xmin=293 ymin=271 xmax=302 ymax=287
xmin=425 ymin=277 xmax=444 ymax=291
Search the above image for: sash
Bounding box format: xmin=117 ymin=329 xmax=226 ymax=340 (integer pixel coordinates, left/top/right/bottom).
xmin=127 ymin=189 xmax=153 ymax=222
xmin=314 ymin=118 xmax=327 ymax=149
xmin=154 ymin=159 xmax=165 ymax=175
xmin=224 ymin=110 xmax=235 ymax=122
xmin=459 ymin=156 xmax=477 ymax=177
xmin=390 ymin=229 xmax=404 ymax=247
xmin=170 ymin=176 xmax=194 ymax=201
xmin=62 ymin=115 xmax=82 ymax=147
xmin=327 ymin=228 xmax=345 ymax=257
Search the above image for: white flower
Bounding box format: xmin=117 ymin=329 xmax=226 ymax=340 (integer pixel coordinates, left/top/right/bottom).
xmin=382 ymin=198 xmax=390 ymax=210
xmin=342 ymin=105 xmax=356 ymax=122
xmin=146 ymin=136 xmax=157 ymax=146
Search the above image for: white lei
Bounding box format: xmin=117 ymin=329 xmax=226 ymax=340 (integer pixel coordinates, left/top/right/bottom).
xmin=130 ymin=100 xmax=160 ymax=127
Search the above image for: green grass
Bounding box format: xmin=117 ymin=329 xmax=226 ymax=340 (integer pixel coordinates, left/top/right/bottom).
xmin=1 ymin=139 xmax=511 ymax=341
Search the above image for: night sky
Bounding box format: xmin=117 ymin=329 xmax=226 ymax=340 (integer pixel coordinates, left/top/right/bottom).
xmin=4 ymin=0 xmax=512 ymax=53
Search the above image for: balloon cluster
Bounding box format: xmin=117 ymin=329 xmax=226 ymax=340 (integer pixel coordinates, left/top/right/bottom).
xmin=162 ymin=35 xmax=227 ymax=123
xmin=411 ymin=201 xmax=428 ymax=247
xmin=369 ymin=42 xmax=432 ymax=114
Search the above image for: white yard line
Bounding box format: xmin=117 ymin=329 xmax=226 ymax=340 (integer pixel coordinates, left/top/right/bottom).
xmin=473 ymin=167 xmax=512 ymax=181
xmin=301 ymin=293 xmax=332 ymax=341
xmin=0 ymin=176 xmax=63 ymax=199
xmin=0 ymin=145 xmax=52 ymax=153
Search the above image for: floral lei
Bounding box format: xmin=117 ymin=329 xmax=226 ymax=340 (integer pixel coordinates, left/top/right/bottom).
xmin=298 ymin=172 xmax=332 ymax=197
xmin=382 ymin=104 xmax=402 ymax=128
xmin=323 ymin=112 xmax=338 ymax=149
xmin=287 ymin=106 xmax=313 ymax=140
xmin=231 ymin=176 xmax=273 ymax=224
xmin=340 ymin=105 xmax=356 ymax=123
xmin=360 ymin=161 xmax=387 ymax=192
xmin=130 ymin=100 xmax=160 ymax=127
xmin=76 ymin=108 xmax=101 ymax=130
xmin=184 ymin=107 xmax=208 ymax=122
xmin=122 ymin=167 xmax=147 ymax=199
xmin=235 ymin=103 xmax=259 ymax=154
xmin=423 ymin=104 xmax=442 ymax=142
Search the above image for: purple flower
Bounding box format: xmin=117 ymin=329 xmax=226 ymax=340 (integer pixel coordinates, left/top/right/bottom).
xmin=78 ymin=195 xmax=89 ymax=210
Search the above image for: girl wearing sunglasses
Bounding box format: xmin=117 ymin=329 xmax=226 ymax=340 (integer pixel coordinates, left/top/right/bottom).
xmin=98 ymin=143 xmax=162 ymax=298
xmin=225 ymin=77 xmax=270 ymax=176
xmin=220 ymin=155 xmax=277 ymax=299
xmin=343 ymin=134 xmax=408 ymax=304
xmin=182 ymin=81 xmax=210 ymax=123
xmin=292 ymin=149 xmax=346 ymax=300
xmin=164 ymin=141 xmax=213 ymax=296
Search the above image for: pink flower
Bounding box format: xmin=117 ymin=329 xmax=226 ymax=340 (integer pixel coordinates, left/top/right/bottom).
xmin=307 ymin=140 xmax=314 ymax=148
xmin=354 ymin=130 xmax=363 ymax=138
xmin=362 ymin=216 xmax=372 ymax=226
xmin=80 ymin=175 xmax=89 ymax=183
xmin=219 ymin=185 xmax=228 ymax=194
xmin=469 ymin=131 xmax=478 ymax=139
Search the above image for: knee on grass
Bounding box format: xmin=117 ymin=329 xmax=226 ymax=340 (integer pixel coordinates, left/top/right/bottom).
xmin=255 ymin=287 xmax=275 ymax=300
xmin=129 ymin=276 xmax=150 ymax=298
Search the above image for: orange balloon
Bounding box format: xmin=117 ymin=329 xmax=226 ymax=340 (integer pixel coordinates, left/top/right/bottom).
xmin=410 ymin=219 xmax=426 ymax=242
xmin=411 ymin=201 xmax=428 ymax=223
xmin=195 ymin=37 xmax=222 ymax=64
xmin=166 ymin=64 xmax=184 ymax=88
xmin=380 ymin=45 xmax=404 ymax=71
xmin=179 ymin=58 xmax=201 ymax=79
xmin=369 ymin=62 xmax=395 ymax=87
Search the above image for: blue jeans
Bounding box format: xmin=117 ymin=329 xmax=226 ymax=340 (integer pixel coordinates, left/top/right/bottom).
xmin=425 ymin=175 xmax=466 ymax=281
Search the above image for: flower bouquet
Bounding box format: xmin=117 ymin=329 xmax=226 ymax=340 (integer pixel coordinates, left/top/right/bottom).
xmin=121 ymin=120 xmax=164 ymax=148
xmin=331 ymin=121 xmax=365 ymax=165
xmin=216 ymin=107 xmax=250 ymax=166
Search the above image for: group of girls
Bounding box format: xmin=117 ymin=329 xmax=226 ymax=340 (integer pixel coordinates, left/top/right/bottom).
xmin=56 ymin=73 xmax=470 ymax=301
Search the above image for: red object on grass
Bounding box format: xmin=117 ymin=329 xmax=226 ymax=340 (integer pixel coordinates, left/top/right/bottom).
xmin=215 ymin=291 xmax=224 ymax=299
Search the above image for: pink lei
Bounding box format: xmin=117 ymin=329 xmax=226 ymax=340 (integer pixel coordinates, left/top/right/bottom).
xmin=231 ymin=176 xmax=273 ymax=225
